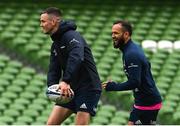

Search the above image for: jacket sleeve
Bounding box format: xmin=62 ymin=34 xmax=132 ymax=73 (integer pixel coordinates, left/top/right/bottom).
xmin=47 ymin=44 xmax=62 ymax=86
xmin=106 ymin=52 xmax=142 ymax=91
xmin=62 ymin=35 xmax=84 ymax=83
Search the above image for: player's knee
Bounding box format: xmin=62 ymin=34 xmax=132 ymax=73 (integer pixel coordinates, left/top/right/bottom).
xmin=46 ymin=117 xmax=52 ymax=125
xmin=46 ymin=117 xmax=61 ymax=125
xmin=75 ymin=111 xmax=90 ymax=125
xmin=76 ymin=119 xmax=89 ymax=125
xmin=46 ymin=120 xmax=54 ymax=125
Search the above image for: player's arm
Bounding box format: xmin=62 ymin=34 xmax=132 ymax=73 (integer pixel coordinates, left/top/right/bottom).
xmin=104 ymin=53 xmax=142 ymax=91
xmin=62 ymin=35 xmax=84 ymax=84
xmin=47 ymin=44 xmax=62 ymax=87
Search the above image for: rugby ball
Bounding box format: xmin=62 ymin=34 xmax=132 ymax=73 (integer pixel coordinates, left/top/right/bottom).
xmin=46 ymin=84 xmax=74 ymax=104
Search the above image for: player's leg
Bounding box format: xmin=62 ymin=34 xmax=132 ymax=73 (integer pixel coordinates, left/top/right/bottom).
xmin=75 ymin=111 xmax=90 ymax=125
xmin=46 ymin=105 xmax=73 ymax=125
xmin=140 ymin=110 xmax=159 ymax=125
xmin=128 ymin=107 xmax=142 ymax=125
xmin=75 ymin=90 xmax=101 ymax=125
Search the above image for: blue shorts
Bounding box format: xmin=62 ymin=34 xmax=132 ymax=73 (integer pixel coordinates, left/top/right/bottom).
xmin=129 ymin=107 xmax=159 ymax=125
xmin=56 ymin=90 xmax=101 ymax=116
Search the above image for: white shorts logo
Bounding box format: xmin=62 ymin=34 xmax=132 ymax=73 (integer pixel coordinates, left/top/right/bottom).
xmin=80 ymin=103 xmax=87 ymax=109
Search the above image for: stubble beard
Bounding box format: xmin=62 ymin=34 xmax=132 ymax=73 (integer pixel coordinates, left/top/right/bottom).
xmin=113 ymin=37 xmax=125 ymax=49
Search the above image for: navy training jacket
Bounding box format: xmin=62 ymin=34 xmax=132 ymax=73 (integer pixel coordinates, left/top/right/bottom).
xmin=47 ymin=20 xmax=102 ymax=93
xmin=106 ymin=39 xmax=162 ymax=106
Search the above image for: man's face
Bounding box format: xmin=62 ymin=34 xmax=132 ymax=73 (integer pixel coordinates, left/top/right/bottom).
xmin=40 ymin=13 xmax=55 ymax=34
xmin=112 ymin=24 xmax=126 ymax=48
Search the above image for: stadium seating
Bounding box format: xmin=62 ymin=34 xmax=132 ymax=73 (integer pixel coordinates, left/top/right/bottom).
xmin=0 ymin=0 xmax=180 ymax=124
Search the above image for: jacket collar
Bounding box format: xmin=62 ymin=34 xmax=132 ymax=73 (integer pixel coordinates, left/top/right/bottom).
xmin=51 ymin=20 xmax=77 ymax=42
xmin=119 ymin=39 xmax=133 ymax=52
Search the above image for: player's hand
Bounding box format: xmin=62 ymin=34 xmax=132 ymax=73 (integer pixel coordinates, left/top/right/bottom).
xmin=102 ymin=82 xmax=107 ymax=89
xmin=57 ymin=81 xmax=74 ymax=97
xmin=101 ymin=80 xmax=112 ymax=89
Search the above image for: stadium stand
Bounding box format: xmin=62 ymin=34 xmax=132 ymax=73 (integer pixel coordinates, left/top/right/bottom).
xmin=0 ymin=0 xmax=180 ymax=124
